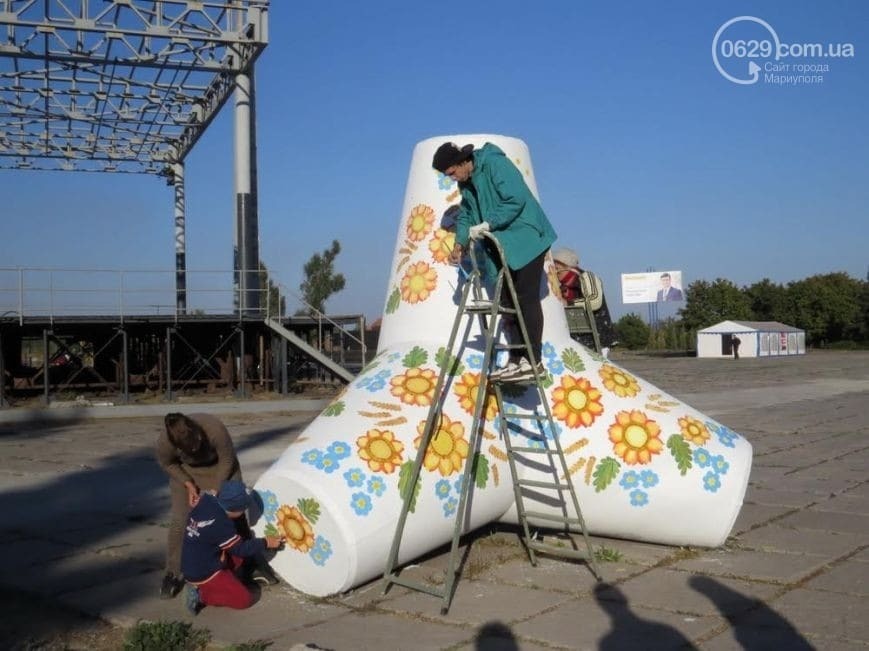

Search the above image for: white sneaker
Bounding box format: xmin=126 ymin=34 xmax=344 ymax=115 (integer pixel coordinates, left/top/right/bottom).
xmin=499 ymin=358 xmax=545 ymax=383
xmin=601 ymin=347 xmax=610 ymax=359
xmin=490 ymin=360 xmax=521 ymax=381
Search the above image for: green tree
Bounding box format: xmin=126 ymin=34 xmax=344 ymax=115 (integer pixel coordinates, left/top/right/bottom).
xmin=745 ymin=278 xmax=788 ymax=322
xmin=298 ymin=240 xmax=346 ymax=315
xmin=614 ymin=313 xmax=650 ymax=350
xmin=782 ymin=273 xmax=863 ymax=345
xmin=678 ymin=278 xmax=752 ymax=331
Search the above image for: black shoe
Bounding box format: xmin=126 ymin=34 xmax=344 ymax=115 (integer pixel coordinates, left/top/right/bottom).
xmin=250 ymin=564 xmax=280 ymax=587
xmin=160 ymin=572 xmax=183 ymax=599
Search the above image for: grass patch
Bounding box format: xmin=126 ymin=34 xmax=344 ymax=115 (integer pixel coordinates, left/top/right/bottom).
xmin=594 ymin=546 xmax=623 ymax=563
xmin=123 ymin=620 xmax=210 ymax=651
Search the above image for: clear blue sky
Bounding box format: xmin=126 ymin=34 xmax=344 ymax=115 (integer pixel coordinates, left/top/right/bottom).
xmin=2 ymin=1 xmax=867 ymax=321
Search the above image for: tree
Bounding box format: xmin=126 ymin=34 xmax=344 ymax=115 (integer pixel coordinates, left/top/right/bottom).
xmin=782 ymin=273 xmax=863 ymax=345
xmin=745 ymin=278 xmax=788 ymax=322
xmin=298 ymin=240 xmax=346 ymax=315
xmin=614 ymin=313 xmax=650 ymax=350
xmin=678 ymin=278 xmax=752 ymax=332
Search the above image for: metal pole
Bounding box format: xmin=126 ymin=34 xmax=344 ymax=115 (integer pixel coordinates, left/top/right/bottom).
xmin=237 ymin=326 xmax=247 ymax=399
xmin=0 ymin=329 xmax=7 ymax=408
xmin=280 ymin=337 xmax=288 ymax=395
xmin=121 ymin=328 xmax=129 ymax=404
xmin=173 ymin=162 xmax=188 ymax=315
xmin=165 ymin=327 xmax=173 ymax=402
xmin=43 ymin=328 xmax=50 ymax=405
xmin=233 ymin=67 xmax=260 ymax=315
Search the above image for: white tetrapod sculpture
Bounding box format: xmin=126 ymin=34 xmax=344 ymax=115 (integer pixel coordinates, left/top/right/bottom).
xmin=253 ymin=134 xmax=753 ymax=596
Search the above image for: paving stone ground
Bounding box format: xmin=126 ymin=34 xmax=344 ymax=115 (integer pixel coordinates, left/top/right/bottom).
xmin=0 ymin=350 xmax=866 ymax=650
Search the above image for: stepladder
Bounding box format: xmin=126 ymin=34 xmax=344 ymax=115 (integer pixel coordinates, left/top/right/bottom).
xmin=381 ymin=233 xmax=601 ymax=613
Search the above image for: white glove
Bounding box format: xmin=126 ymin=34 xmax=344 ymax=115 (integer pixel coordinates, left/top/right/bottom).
xmin=469 ymin=221 xmax=491 ymax=240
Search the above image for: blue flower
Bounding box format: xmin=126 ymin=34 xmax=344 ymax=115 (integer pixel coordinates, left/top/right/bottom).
xmin=706 ymin=421 xmax=738 ymax=448
xmin=494 ymin=404 xmax=523 ymax=437
xmin=434 ymin=479 xmax=452 ymax=500
xmin=443 ymin=497 xmax=458 ymax=517
xmin=301 ymin=449 xmax=323 ymax=467
xmin=536 ymin=417 xmax=562 ymax=442
xmin=350 ymin=492 xmax=373 ymax=516
xmin=466 ymin=354 xmax=484 ymax=370
xmin=328 ymin=441 xmax=352 ymax=460
xmin=367 ymin=476 xmax=386 ymax=497
xmin=387 ymin=351 xmax=402 ymax=362
xmin=453 ymin=475 xmax=465 ymax=494
xmin=437 ymin=172 xmax=455 ymax=191
xmin=620 ymin=470 xmax=640 ymax=490
xmin=309 ymin=535 xmax=333 ymax=566
xmin=630 ymin=489 xmax=649 ymax=507
xmin=542 ymin=342 xmax=557 ymax=360
xmin=711 ymin=455 xmax=730 ymax=476
xmin=546 ymin=358 xmax=565 ymax=375
xmin=640 ymin=470 xmax=659 ymax=489
xmin=693 ymin=448 xmax=712 ymax=468
xmin=257 ymin=490 xmax=279 ymax=523
xmin=702 ymin=471 xmax=721 ymax=493
xmin=343 ymin=467 xmax=365 ymax=487
xmin=317 ymin=453 xmax=341 ymax=474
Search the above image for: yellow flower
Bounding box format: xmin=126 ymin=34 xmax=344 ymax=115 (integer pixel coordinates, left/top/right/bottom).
xmin=356 ymin=428 xmax=404 ymax=473
xmin=406 ymin=204 xmax=435 ymax=242
xmin=415 ymin=414 xmax=469 ymax=476
xmin=453 ymin=371 xmax=498 ymax=421
xmin=390 ymin=367 xmax=436 ymax=406
xmin=428 ymin=228 xmax=456 ymax=264
xmin=608 ymin=410 xmax=663 ymax=465
xmin=679 ymin=415 xmax=710 ymax=445
xmin=400 ymin=261 xmax=437 ymax=304
xmin=598 ymin=364 xmax=640 ymax=398
xmin=551 ymin=376 xmax=604 ymax=428
xmin=276 ymin=505 xmax=314 ymax=552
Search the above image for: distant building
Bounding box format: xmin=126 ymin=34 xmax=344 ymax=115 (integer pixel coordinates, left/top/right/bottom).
xmin=696 ymin=321 xmax=806 ymax=358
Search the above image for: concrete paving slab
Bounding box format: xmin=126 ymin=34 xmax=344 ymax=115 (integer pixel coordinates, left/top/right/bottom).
xmin=699 ymin=624 xmax=816 ymax=651
xmin=744 ymin=486 xmax=818 ymax=508
xmin=672 ymin=548 xmax=830 ymax=584
xmin=811 ymin=493 xmax=869 ymax=515
xmin=729 ymin=502 xmax=795 ymax=535
xmin=736 ymin=524 xmax=865 ymax=559
xmin=776 ymin=508 xmax=869 ymax=535
xmin=0 ymin=537 xmax=73 ymax=571
xmin=802 ymin=560 xmax=869 ymax=597
xmin=483 ymin=555 xmax=604 ymax=595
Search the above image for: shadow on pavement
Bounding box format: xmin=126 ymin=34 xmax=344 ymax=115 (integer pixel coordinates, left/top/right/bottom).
xmin=594 ymin=582 xmax=696 ymax=650
xmin=689 ymin=575 xmax=816 ymax=650
xmin=474 ymin=620 xmax=519 ymax=650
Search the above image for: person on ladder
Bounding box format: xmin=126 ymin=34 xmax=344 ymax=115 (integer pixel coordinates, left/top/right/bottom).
xmin=433 ymin=141 xmax=557 ymax=383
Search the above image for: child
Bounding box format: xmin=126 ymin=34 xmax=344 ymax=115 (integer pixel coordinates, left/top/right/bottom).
xmin=552 ymin=248 xmax=582 ymax=304
xmin=181 ymin=480 xmax=283 ymax=613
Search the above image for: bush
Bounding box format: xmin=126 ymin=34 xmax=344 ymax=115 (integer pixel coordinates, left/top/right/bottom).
xmin=123 ymin=620 xmax=211 ymax=651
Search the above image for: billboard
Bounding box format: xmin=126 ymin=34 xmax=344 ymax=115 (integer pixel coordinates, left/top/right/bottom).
xmin=621 ymin=270 xmax=685 ymax=304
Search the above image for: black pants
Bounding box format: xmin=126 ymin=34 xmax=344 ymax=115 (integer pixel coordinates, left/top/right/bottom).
xmin=498 ymin=250 xmax=547 ymax=364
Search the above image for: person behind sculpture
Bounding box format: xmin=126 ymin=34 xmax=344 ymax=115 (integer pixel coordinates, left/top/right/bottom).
xmin=433 ymin=141 xmax=557 ymax=383
xmin=731 ymin=334 xmax=741 ymax=360
xmin=182 ymin=480 xmax=284 ymax=613
xmin=552 ymin=248 xmax=582 ymax=304
xmin=156 ymin=412 xmax=277 ymax=598
xmin=656 ymin=272 xmax=683 ymax=302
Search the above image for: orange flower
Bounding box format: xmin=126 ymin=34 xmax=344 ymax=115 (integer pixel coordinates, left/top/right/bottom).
xmin=453 ymin=371 xmax=498 ymax=421
xmin=276 ymin=505 xmax=315 ymax=552
xmin=390 ymin=367 xmax=436 ymax=406
xmin=406 ymin=204 xmax=435 ymax=242
xmin=428 ymin=228 xmax=456 ymax=264
xmin=551 ymin=376 xmax=604 ymax=428
xmin=400 ymin=261 xmax=437 ymax=304
xmin=679 ymin=415 xmax=711 ymax=445
xmin=598 ymin=364 xmax=640 ymax=398
xmin=356 ymin=428 xmax=405 ymax=473
xmin=415 ymin=414 xmax=469 ymax=476
xmin=608 ymin=410 xmax=663 ymax=465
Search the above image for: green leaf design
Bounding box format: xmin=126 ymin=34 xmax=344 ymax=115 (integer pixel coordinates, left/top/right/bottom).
xmin=386 ymin=287 xmax=401 ymax=314
xmin=322 ymin=400 xmax=345 ymax=417
xmin=402 ymin=346 xmax=428 ymax=368
xmin=472 ymin=453 xmax=489 ymax=489
xmin=264 ymin=523 xmax=279 ymax=537
xmin=398 ymin=461 xmax=422 ymax=513
xmin=435 ymin=346 xmax=464 ymax=376
xmin=297 ymin=497 xmax=321 ymax=524
xmin=562 ymin=348 xmax=586 ymax=373
xmin=540 ymin=370 xmax=554 ymax=389
xmin=592 ymin=456 xmax=621 ymax=492
xmin=667 ymin=434 xmax=693 ymax=475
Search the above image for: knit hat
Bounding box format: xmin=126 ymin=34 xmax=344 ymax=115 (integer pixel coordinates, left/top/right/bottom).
xmin=216 ymin=480 xmax=250 ymax=512
xmin=552 ymin=248 xmax=580 ymax=268
xmin=432 ymin=142 xmax=474 ymax=173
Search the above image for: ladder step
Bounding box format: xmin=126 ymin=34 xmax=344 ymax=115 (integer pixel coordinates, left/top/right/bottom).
xmin=383 ymin=574 xmax=446 ymax=598
xmin=518 ymin=479 xmax=572 ymax=490
xmin=494 ymin=343 xmax=526 ymax=350
xmin=509 ymin=445 xmax=553 ymax=454
xmin=500 ymin=412 xmax=547 ymax=421
xmin=464 ymin=303 xmax=516 ymax=314
xmin=526 ymin=540 xmax=593 ymax=561
xmin=523 ymin=510 xmax=583 ymax=526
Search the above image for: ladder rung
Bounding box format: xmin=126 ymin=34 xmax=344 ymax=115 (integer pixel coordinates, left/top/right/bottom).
xmin=509 ymin=445 xmax=553 ymax=454
xmin=493 ymin=343 xmax=526 ymax=350
xmin=383 ymin=574 xmax=446 ymax=598
xmin=518 ymin=479 xmax=572 ymax=490
xmin=523 ymin=510 xmax=583 ymax=526
xmin=500 ymin=412 xmax=546 ymax=421
xmin=526 ymin=540 xmax=592 ymax=561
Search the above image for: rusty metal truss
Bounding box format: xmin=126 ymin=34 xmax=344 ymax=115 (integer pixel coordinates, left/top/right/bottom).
xmin=0 ymin=0 xmax=269 ymax=174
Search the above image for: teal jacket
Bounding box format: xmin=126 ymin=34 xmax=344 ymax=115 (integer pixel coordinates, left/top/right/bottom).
xmin=456 ymin=143 xmax=557 ymax=273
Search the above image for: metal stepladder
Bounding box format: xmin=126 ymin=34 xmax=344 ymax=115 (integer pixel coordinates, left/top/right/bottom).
xmin=381 ymin=233 xmax=601 ymax=613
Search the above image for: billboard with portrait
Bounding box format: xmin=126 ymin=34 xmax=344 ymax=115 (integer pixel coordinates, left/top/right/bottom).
xmin=620 ymin=271 xmax=685 ymax=304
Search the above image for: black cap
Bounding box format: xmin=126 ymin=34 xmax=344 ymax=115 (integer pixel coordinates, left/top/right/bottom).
xmin=432 ymin=142 xmax=474 ymax=173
